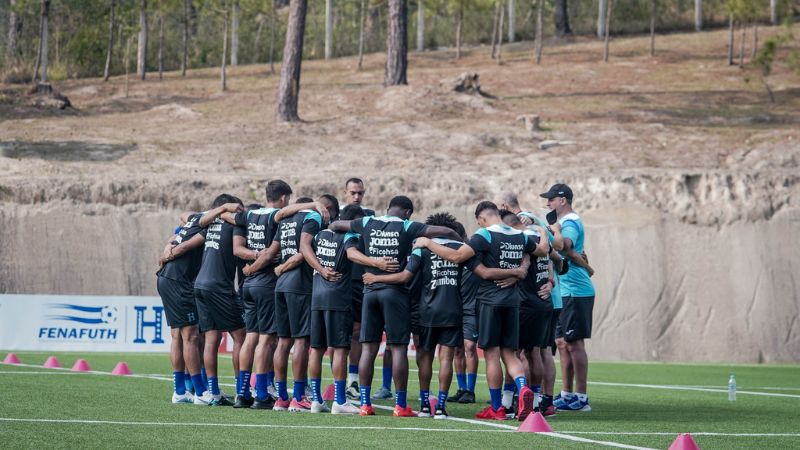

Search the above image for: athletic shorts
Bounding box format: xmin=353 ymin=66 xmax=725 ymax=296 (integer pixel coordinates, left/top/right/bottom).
xmin=157 ymin=276 xmax=198 ymax=329
xmin=477 ymin=302 xmax=519 ymax=350
xmin=518 ymin=305 xmax=553 ymax=351
xmin=351 ymin=281 xmax=364 ymax=323
xmin=360 ymin=288 xmax=410 ymax=345
xmin=417 ymin=326 xmax=461 ymax=352
xmin=310 ymin=309 xmax=353 ymax=349
xmin=549 ymin=308 xmax=561 ymax=352
xmin=195 ymin=288 xmax=244 ymax=333
xmin=557 ymin=296 xmax=594 ymax=342
xmin=243 ymin=284 xmax=276 ymax=335
xmin=462 ymin=314 xmax=478 ymax=342
xmin=274 ymin=291 xmax=311 ymax=338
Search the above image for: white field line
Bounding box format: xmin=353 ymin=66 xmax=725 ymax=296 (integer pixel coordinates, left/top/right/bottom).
xmin=561 ymin=431 xmax=800 ymax=437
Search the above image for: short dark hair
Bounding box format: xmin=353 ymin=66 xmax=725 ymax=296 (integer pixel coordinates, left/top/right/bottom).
xmin=296 ymin=197 xmax=314 ymax=204
xmin=453 ymin=221 xmax=467 ymax=240
xmin=389 ymin=195 xmax=414 ymax=215
xmin=266 ymin=180 xmax=292 ymax=202
xmin=345 ymin=178 xmax=364 ymax=187
xmin=318 ymin=194 xmax=340 ymax=219
xmin=247 ymin=203 xmax=264 ymax=211
xmin=425 ymin=211 xmax=459 ymax=232
xmin=340 ymin=204 xmax=365 ymax=221
xmin=499 ymin=209 xmax=522 ymax=226
xmin=211 ymin=193 xmax=242 ymax=209
xmin=474 ymin=201 xmax=499 ymax=219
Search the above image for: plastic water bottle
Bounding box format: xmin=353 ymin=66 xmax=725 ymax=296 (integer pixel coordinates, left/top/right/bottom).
xmin=728 ymin=375 xmax=736 ymax=401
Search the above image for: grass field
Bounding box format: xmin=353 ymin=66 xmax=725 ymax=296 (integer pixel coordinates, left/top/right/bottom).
xmin=1 ymin=351 xmax=799 ymax=449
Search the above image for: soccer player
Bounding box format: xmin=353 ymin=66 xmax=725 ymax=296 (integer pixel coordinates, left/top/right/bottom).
xmin=541 ymin=184 xmax=596 ymax=412
xmin=450 ymin=221 xmax=479 ymax=404
xmin=329 ymin=196 xmax=461 ymax=417
xmin=413 ymin=201 xmax=549 ymax=421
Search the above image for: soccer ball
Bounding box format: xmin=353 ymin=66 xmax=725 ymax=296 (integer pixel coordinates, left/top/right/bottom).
xmin=101 ymin=306 xmax=118 ymax=324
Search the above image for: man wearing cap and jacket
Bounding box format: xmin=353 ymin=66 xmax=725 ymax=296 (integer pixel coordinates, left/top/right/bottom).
xmin=540 ymin=184 xmax=595 ymax=412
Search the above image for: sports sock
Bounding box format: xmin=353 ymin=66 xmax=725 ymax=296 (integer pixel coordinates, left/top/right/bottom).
xmin=489 ymin=388 xmax=502 ymax=411
xmin=420 ymin=390 xmax=430 ymax=410
xmin=191 ymin=374 xmax=205 ymax=396
xmin=515 ymin=376 xmax=527 ymax=393
xmin=395 ymin=390 xmax=407 ymax=408
xmin=277 ymin=380 xmax=289 ymax=401
xmin=576 ymin=393 xmax=588 ymax=402
xmin=208 ymin=376 xmax=220 ymax=396
xmin=467 ymin=373 xmax=477 ymax=392
xmin=293 ymin=379 xmax=306 ymax=402
xmin=173 ymin=371 xmax=186 ymax=395
xmin=200 ymin=367 xmax=208 ymax=388
xmin=334 ymin=379 xmax=346 ymax=405
xmin=502 ymin=390 xmax=513 ymax=409
xmin=310 ymin=378 xmax=322 ymax=403
xmin=503 ymin=382 xmax=516 ymax=393
xmin=360 ymin=385 xmax=372 ymax=406
xmin=347 ymin=365 xmax=359 ymax=385
xmin=266 ymin=371 xmax=275 ymax=387
xmin=239 ymin=371 xmax=252 ymax=398
xmin=437 ymin=390 xmax=448 ymax=410
xmin=382 ymin=366 xmax=392 ymax=390
xmin=456 ymin=373 xmax=467 ymax=391
xmin=235 ymin=375 xmax=242 ymax=398
xmin=255 ymin=373 xmax=268 ymax=400
xmin=183 ymin=372 xmax=193 ymax=393
xmin=561 ymin=390 xmax=574 ymax=399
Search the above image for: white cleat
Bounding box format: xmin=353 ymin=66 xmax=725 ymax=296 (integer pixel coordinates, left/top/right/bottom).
xmin=267 ymin=385 xmax=279 ymax=400
xmin=331 ymin=401 xmax=361 ymax=415
xmin=172 ymin=392 xmax=194 ymax=404
xmin=193 ymin=391 xmax=220 ymax=405
xmin=310 ymin=400 xmax=330 ymax=413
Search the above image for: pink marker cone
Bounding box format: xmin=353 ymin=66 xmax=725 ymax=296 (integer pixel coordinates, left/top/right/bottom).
xmin=322 ymin=384 xmax=336 ymax=401
xmin=3 ymin=353 xmax=20 ymax=364
xmin=111 ymin=361 xmax=132 ymax=376
xmin=429 ymin=397 xmax=438 ymax=412
xmin=250 ymin=375 xmax=257 ymax=388
xmin=516 ymin=412 xmax=553 ymax=433
xmin=668 ymin=434 xmax=701 ymax=450
xmin=71 ymin=359 xmax=91 ymax=372
xmin=43 ymin=356 xmax=61 ymax=369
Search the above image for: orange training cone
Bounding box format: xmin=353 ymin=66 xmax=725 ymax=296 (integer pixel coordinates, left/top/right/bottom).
xmin=71 ymin=359 xmax=91 ymax=372
xmin=3 ymin=353 xmax=20 ymax=364
xmin=668 ymin=434 xmax=701 ymax=450
xmin=111 ymin=361 xmax=132 ymax=376
xmin=322 ymin=384 xmax=336 ymax=401
xmin=516 ymin=412 xmax=553 ymax=433
xmin=43 ymin=356 xmax=61 ymax=369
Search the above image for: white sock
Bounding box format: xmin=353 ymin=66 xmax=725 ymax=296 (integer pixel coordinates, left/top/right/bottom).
xmin=576 ymin=393 xmax=588 ymax=402
xmin=534 ymin=393 xmax=541 ymax=408
xmin=561 ymin=390 xmax=574 ymax=399
xmin=502 ymin=390 xmax=513 ymax=408
xmin=347 ymin=373 xmax=358 ymax=385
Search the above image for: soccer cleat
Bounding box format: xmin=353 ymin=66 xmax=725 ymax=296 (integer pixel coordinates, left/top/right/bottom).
xmin=332 ymin=401 xmax=361 ymax=415
xmin=288 ymin=397 xmax=312 ymax=412
xmin=433 ymin=407 xmax=449 ymax=419
xmin=447 ymin=389 xmax=467 ymax=402
xmin=392 ymin=405 xmax=416 ymax=417
xmin=458 ymin=391 xmax=476 ymax=404
xmin=346 ymin=381 xmax=360 ymax=400
xmin=250 ymin=396 xmax=275 ymax=410
xmin=359 ymin=404 xmax=375 ymax=416
xmin=372 ymin=386 xmax=392 ymax=400
xmin=417 ymin=404 xmax=432 ymax=418
xmin=193 ymin=392 xmax=219 ymax=405
xmin=475 ymin=405 xmax=507 ymax=420
xmin=310 ymin=400 xmax=330 ymax=413
xmin=541 ymin=404 xmax=557 ymax=417
xmin=553 ymin=393 xmax=575 ymax=410
xmin=272 ymin=398 xmax=291 ymax=411
xmin=233 ymin=395 xmax=254 ymax=408
xmin=267 ymin=385 xmax=279 ymax=400
xmin=517 ymin=386 xmax=535 ymax=421
xmin=305 ymin=385 xmax=314 ymax=400
xmin=563 ymin=397 xmax=592 ymax=412
xmin=172 ymin=392 xmax=194 ymax=404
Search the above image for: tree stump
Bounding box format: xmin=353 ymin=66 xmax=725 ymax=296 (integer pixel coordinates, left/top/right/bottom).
xmin=453 ymin=72 xmax=482 ymax=94
xmin=28 ymin=83 xmax=71 ymax=109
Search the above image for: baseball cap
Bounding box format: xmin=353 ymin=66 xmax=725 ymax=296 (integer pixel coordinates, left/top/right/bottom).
xmin=540 ymin=183 xmax=574 ymax=201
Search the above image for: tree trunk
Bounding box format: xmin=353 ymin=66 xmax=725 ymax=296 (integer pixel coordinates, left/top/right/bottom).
xmin=752 ymin=23 xmax=758 ymax=59
xmin=357 ymin=0 xmax=366 ymax=69
xmin=534 ymin=0 xmax=543 ymax=64
xmin=137 ymin=0 xmax=148 ymax=80
xmin=507 ymin=0 xmax=515 ymax=43
xmin=649 ymin=0 xmax=656 ymax=57
xmin=384 ymin=0 xmax=408 ymax=86
xmin=158 ymin=4 xmax=164 ymax=80
xmin=255 ymin=15 xmax=265 ymax=60
xmin=491 ymin=0 xmax=501 ymax=58
xmin=597 ymin=0 xmax=607 ymax=39
xmin=7 ymin=0 xmax=20 ymax=64
xmin=416 ymin=0 xmax=424 ymax=52
xmin=35 ymin=0 xmax=50 ymax=82
xmin=694 ymin=0 xmax=702 ymax=31
xmin=222 ymin=3 xmax=229 ymax=91
xmin=770 ymin=0 xmax=778 ymax=25
xmin=181 ymin=0 xmax=189 ymax=76
xmin=554 ymin=0 xmax=571 ymax=37
xmin=455 ymin=0 xmax=464 ymax=59
xmin=276 ymin=0 xmax=308 ymax=121
xmin=103 ymin=0 xmax=116 ymax=81
xmin=497 ymin=0 xmax=505 ymax=65
xmin=739 ymin=23 xmax=746 ymax=68
xmin=231 ymin=1 xmax=239 ymax=66
xmin=324 ymin=0 xmax=333 ymax=59
xmin=727 ymin=15 xmax=734 ymax=65
xmin=602 ymin=0 xmax=612 ymax=62
xmin=269 ymin=0 xmax=276 ymax=73
xmin=125 ymin=35 xmax=133 ymax=97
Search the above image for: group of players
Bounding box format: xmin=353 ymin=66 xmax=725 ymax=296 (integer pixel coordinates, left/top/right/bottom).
xmin=156 ymin=178 xmax=596 ymax=421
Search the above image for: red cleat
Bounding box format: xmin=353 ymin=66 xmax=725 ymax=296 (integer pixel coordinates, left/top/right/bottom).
xmin=393 ymin=405 xmax=416 ymax=417
xmin=272 ymin=398 xmax=291 ymax=411
xmin=359 ymin=404 xmax=375 ymax=416
xmin=518 ymin=386 xmax=534 ymax=421
xmin=475 ymin=405 xmax=507 ymax=420
xmin=541 ymin=404 xmax=557 ymax=417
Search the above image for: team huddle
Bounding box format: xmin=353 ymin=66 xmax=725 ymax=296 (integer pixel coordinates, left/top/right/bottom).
xmin=156 ymin=178 xmax=596 ymax=420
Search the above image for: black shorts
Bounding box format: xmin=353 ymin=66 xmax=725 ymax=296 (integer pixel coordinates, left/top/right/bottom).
xmin=518 ymin=305 xmax=553 ymax=351
xmin=243 ymin=284 xmax=276 ymax=335
xmin=157 ymin=276 xmax=198 ymax=329
xmin=549 ymin=308 xmax=560 ymax=352
xmin=274 ymin=291 xmax=311 ymax=338
xmin=558 ymin=296 xmax=594 ymax=342
xmin=351 ymin=281 xmax=363 ymax=323
xmin=241 ymin=287 xmax=258 ymax=333
xmin=477 ymin=302 xmax=519 ymax=350
xmin=360 ymin=288 xmax=410 ymax=345
xmin=417 ymin=326 xmax=461 ymax=352
xmin=195 ymin=288 xmax=244 ymax=333
xmin=311 ymin=309 xmax=353 ymax=349
xmin=462 ymin=314 xmax=478 ymax=342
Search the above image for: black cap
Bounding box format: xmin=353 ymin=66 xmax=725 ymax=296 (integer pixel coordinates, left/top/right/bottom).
xmin=540 ymin=183 xmax=573 ymax=201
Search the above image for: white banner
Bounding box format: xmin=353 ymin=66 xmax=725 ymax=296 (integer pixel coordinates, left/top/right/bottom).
xmin=0 ymin=294 xmax=174 ymax=352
